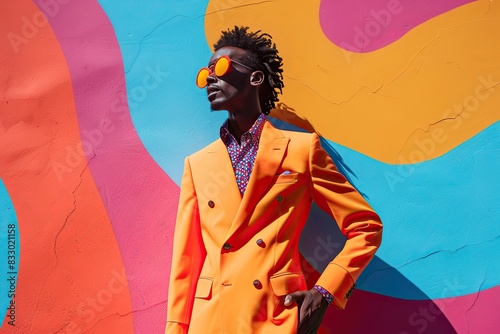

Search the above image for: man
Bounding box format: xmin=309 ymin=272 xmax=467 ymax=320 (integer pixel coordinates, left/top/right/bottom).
xmin=166 ymin=26 xmax=382 ymax=334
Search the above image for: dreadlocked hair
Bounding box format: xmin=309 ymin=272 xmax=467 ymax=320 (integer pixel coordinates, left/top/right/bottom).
xmin=213 ymin=26 xmax=284 ymax=115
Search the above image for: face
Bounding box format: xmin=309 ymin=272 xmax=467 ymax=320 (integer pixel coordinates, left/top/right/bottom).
xmin=204 ymin=46 xmax=255 ymax=112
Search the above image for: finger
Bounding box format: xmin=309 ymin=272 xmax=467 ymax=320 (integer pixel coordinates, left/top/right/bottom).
xmin=284 ymin=291 xmax=304 ymax=306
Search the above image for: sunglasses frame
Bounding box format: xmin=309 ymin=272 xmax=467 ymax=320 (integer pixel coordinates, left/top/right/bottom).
xmin=196 ymin=55 xmax=254 ymax=88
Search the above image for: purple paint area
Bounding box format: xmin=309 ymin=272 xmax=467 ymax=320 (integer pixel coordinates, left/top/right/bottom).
xmin=320 ymin=0 xmax=474 ymax=52
xmin=33 ymin=1 xmax=177 ymax=333
xmin=323 ymin=284 xmax=500 ymax=333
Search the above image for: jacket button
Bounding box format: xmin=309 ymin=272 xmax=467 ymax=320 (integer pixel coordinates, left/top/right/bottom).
xmin=346 ymin=284 xmax=356 ymax=299
xmin=208 ymin=200 xmax=215 ymax=208
xmin=253 ymin=279 xmax=261 ymax=288
xmin=276 ymin=195 xmax=283 ymax=202
xmin=223 ymin=243 xmax=231 ymax=250
xmin=256 ymin=239 xmax=265 ymax=247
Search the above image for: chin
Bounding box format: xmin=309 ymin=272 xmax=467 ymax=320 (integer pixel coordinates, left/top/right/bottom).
xmin=209 ymin=100 xmax=226 ymax=111
xmin=209 ymin=104 xmax=222 ymax=111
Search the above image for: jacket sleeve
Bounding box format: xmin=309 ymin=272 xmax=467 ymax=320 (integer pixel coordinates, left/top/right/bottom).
xmin=166 ymin=157 xmax=207 ymax=333
xmin=309 ymin=133 xmax=383 ymax=309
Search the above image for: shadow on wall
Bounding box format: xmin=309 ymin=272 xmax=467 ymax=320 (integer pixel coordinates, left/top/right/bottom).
xmin=325 ymin=285 xmax=458 ymax=334
xmin=269 ymin=106 xmax=367 ymax=198
xmin=269 ymin=112 xmax=456 ymax=333
xmin=300 ymin=203 xmax=457 ymax=334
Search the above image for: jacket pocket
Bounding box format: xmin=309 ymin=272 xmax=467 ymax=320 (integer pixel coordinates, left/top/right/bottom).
xmin=194 ymin=277 xmax=213 ymax=299
xmin=269 ymin=272 xmax=306 ymax=296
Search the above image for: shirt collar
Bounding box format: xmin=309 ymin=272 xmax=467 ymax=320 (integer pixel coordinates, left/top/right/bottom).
xmin=220 ymin=113 xmax=267 ymax=145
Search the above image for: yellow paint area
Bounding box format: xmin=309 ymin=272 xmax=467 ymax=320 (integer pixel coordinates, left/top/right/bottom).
xmin=204 ymin=0 xmax=500 ymax=164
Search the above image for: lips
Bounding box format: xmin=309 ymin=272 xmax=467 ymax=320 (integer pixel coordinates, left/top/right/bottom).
xmin=207 ymin=86 xmax=220 ymax=101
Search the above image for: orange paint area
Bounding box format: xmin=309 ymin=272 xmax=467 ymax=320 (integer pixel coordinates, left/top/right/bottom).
xmin=0 ymin=1 xmax=133 ymax=332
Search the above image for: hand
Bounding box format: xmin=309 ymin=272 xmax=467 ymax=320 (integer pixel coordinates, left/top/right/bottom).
xmin=284 ymin=288 xmax=328 ymax=333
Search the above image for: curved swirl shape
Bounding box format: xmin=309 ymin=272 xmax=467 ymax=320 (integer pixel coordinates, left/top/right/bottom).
xmin=0 ymin=0 xmax=498 ymax=333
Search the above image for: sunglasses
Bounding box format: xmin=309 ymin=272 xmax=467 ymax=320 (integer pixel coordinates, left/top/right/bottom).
xmin=196 ymin=55 xmax=254 ymax=88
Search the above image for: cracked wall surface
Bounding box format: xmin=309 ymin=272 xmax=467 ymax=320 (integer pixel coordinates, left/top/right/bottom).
xmin=0 ymin=0 xmax=499 ymax=333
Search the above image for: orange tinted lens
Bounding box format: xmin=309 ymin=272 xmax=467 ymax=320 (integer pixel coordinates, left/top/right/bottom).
xmin=196 ymin=68 xmax=210 ymax=88
xmin=214 ymin=56 xmax=230 ymax=77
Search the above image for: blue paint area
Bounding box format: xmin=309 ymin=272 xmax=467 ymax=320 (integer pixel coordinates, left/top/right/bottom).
xmin=272 ymin=118 xmax=500 ymax=299
xmin=99 ymin=0 xmax=499 ymax=300
xmin=300 ymin=122 xmax=500 ymax=300
xmin=99 ymin=0 xmax=225 ymax=184
xmin=0 ymin=179 xmax=20 ymax=328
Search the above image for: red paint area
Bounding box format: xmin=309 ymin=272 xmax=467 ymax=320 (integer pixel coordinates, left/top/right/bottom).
xmin=0 ymin=1 xmax=133 ymax=332
xmin=300 ymin=255 xmax=500 ymax=334
xmin=30 ymin=0 xmax=180 ymax=332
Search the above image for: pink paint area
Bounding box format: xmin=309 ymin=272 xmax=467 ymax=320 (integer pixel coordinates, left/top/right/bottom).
xmin=321 ymin=284 xmax=500 ymax=334
xmin=33 ymin=1 xmax=177 ymax=333
xmin=320 ymin=0 xmax=474 ymax=52
xmin=302 ymin=252 xmax=500 ymax=333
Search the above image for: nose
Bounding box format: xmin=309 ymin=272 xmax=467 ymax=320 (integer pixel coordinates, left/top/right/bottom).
xmin=206 ymin=71 xmax=217 ymax=84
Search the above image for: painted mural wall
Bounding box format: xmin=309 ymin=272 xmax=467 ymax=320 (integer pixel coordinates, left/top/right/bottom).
xmin=1 ymin=0 xmax=499 ymax=333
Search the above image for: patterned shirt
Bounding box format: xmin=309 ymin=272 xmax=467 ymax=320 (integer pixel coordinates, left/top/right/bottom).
xmin=220 ymin=113 xmax=266 ymax=196
xmin=220 ymin=113 xmax=334 ymax=304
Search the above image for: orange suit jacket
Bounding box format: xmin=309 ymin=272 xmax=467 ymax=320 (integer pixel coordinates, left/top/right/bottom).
xmin=166 ymin=121 xmax=382 ymax=333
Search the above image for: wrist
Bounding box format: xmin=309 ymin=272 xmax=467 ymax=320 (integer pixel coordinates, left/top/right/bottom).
xmin=313 ymin=285 xmax=334 ymax=304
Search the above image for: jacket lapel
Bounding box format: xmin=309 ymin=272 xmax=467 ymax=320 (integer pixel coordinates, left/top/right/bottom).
xmin=206 ymin=139 xmax=242 ymax=225
xmin=228 ymin=121 xmax=289 ymax=237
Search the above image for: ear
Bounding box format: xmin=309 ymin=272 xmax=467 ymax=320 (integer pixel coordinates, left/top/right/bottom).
xmin=250 ymin=70 xmax=265 ymax=87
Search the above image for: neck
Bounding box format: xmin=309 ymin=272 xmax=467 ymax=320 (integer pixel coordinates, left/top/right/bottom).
xmin=227 ymin=109 xmax=262 ymax=143
xmin=225 ymin=89 xmax=264 ymax=143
